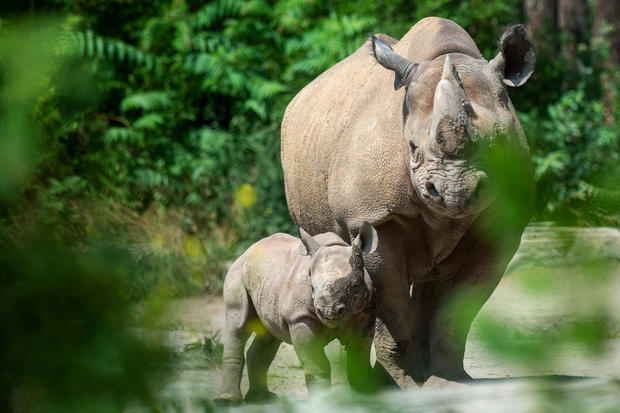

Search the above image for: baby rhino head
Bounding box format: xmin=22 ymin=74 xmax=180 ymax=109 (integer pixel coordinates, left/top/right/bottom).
xmin=298 ymin=222 xmax=378 ymax=328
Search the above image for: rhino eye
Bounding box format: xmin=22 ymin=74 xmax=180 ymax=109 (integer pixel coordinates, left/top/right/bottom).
xmin=462 ymin=100 xmax=476 ymax=118
xmin=409 ymin=140 xmax=417 ymax=153
xmin=410 ymin=142 xmax=424 ymax=169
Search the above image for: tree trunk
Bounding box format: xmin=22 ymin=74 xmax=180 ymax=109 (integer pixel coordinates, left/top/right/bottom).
xmin=557 ymin=0 xmax=588 ymax=60
xmin=525 ymin=0 xmax=556 ymax=34
xmin=594 ymin=0 xmax=620 ymax=123
xmin=524 ymin=0 xmax=557 ymax=57
xmin=594 ymin=0 xmax=620 ymax=68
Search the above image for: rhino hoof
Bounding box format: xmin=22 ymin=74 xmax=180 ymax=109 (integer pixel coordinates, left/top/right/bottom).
xmin=244 ymin=389 xmax=278 ymax=403
xmin=213 ymin=395 xmax=243 ymax=406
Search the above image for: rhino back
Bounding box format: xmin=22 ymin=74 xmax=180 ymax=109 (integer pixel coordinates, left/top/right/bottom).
xmin=281 ymin=17 xmax=482 ymax=235
xmin=240 ymin=233 xmax=315 ymax=343
xmin=282 ymin=33 xmax=407 ymax=235
xmin=399 ymin=17 xmax=482 ymax=61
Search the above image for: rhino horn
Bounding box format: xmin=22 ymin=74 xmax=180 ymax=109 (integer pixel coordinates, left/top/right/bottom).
xmin=429 ymin=56 xmax=475 ymax=155
xmin=298 ymin=225 xmax=321 ymax=256
xmin=441 ymin=55 xmax=458 ymax=82
xmin=370 ymin=34 xmax=419 ymax=90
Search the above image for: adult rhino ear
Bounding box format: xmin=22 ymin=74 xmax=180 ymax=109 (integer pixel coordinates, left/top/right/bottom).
xmin=352 ymin=222 xmax=378 ymax=254
xmin=298 ymin=225 xmax=320 ymax=256
xmin=489 ymin=24 xmax=535 ymax=87
xmin=370 ymin=34 xmax=419 ymax=90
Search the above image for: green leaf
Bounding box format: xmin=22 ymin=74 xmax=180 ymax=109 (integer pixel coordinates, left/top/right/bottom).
xmin=121 ymin=92 xmax=173 ymax=112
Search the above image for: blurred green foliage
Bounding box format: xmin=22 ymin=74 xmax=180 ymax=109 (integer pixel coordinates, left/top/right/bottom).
xmin=0 ymin=239 xmax=172 ymax=412
xmin=520 ymin=23 xmax=620 ymax=225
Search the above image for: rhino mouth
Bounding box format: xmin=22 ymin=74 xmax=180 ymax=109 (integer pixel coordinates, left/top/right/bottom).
xmin=414 ymin=158 xmax=494 ymax=218
xmin=421 ymin=187 xmax=488 ymax=218
xmin=316 ymin=308 xmax=348 ymax=328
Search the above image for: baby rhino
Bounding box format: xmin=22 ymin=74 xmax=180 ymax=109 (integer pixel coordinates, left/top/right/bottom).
xmin=217 ymin=223 xmax=379 ymax=403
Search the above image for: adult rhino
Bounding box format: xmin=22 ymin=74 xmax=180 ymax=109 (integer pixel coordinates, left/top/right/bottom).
xmin=281 ymin=17 xmax=535 ymax=387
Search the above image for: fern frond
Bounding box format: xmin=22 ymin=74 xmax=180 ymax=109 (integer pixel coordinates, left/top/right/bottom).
xmin=244 ymin=99 xmax=267 ymax=119
xmin=135 ymin=168 xmax=169 ymax=188
xmin=133 ymin=113 xmax=165 ymax=130
xmin=104 ymin=127 xmax=142 ymax=144
xmin=184 ymin=53 xmax=225 ymax=77
xmin=64 ymin=31 xmax=159 ymax=68
xmin=240 ymin=0 xmax=271 ymax=17
xmin=121 ymin=91 xmax=173 ymax=112
xmin=192 ymin=0 xmax=242 ymax=29
xmin=247 ymin=79 xmax=287 ymax=100
xmin=231 ymin=71 xmax=248 ymax=94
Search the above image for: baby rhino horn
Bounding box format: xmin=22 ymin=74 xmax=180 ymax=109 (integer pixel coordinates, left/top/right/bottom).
xmin=298 ymin=225 xmax=320 ymax=256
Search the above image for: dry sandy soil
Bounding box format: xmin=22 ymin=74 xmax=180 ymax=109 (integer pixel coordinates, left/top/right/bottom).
xmin=153 ymin=225 xmax=620 ymax=411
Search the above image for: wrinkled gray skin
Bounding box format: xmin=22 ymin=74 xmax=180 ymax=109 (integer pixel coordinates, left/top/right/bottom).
xmin=281 ymin=18 xmax=535 ymax=387
xmin=217 ymin=223 xmax=379 ymax=402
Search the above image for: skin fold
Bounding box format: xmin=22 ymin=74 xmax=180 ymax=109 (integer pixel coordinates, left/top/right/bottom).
xmin=217 ymin=223 xmax=379 ymax=402
xmin=281 ymin=17 xmax=535 ymax=387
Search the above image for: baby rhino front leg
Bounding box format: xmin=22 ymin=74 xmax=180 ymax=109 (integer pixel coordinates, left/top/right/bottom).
xmin=290 ymin=319 xmax=331 ymax=391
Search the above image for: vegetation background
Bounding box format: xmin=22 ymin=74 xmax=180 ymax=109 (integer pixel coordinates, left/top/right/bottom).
xmin=0 ymin=0 xmax=619 ymax=411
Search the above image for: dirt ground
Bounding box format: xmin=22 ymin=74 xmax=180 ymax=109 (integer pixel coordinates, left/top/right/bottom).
xmin=154 ymin=226 xmax=620 ymax=409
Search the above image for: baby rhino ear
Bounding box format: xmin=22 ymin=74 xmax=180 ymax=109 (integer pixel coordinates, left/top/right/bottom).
xmin=352 ymin=222 xmax=378 ymax=254
xmin=298 ymin=225 xmax=320 ymax=256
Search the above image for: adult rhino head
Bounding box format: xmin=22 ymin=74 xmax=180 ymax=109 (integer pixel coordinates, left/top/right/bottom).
xmin=371 ymin=25 xmax=534 ymax=218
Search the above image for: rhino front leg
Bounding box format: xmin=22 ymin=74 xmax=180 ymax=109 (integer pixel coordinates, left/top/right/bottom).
xmin=373 ymin=307 xmax=415 ymax=388
xmin=364 ymin=223 xmax=416 ymax=388
xmin=344 ymin=334 xmax=376 ymax=393
xmin=290 ymin=319 xmax=331 ymax=392
xmin=411 ymin=280 xmax=472 ymax=382
xmin=413 ymin=232 xmax=521 ymax=382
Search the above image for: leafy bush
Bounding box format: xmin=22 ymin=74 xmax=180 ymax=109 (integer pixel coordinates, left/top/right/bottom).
xmin=522 ymin=29 xmax=620 ymax=225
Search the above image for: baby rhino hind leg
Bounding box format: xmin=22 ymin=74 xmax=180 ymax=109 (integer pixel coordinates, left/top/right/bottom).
xmin=245 ymin=332 xmax=281 ymax=402
xmin=216 ymin=270 xmax=253 ymax=404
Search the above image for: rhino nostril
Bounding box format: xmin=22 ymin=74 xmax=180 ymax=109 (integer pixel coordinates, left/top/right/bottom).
xmin=335 ymin=303 xmax=346 ymax=316
xmin=426 ymin=182 xmax=440 ymax=198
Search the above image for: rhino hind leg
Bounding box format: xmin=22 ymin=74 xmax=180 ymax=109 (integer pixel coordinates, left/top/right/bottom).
xmin=216 ymin=274 xmax=253 ymax=402
xmin=245 ymin=332 xmax=281 ymax=402
xmin=217 ymin=320 xmax=251 ymax=402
